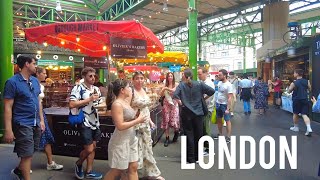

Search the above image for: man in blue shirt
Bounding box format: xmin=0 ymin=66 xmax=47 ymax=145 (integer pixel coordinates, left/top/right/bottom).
xmin=287 ymin=69 xmax=312 ymax=136
xmin=239 ymin=73 xmax=253 ymax=115
xmin=3 ymin=54 xmax=45 ymax=180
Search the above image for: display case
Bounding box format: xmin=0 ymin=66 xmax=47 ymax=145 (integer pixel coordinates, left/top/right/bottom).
xmin=43 ymin=84 xmax=72 ymax=108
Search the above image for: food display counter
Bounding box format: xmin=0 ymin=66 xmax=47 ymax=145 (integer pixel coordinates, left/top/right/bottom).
xmin=44 ymin=104 xmax=163 ymax=160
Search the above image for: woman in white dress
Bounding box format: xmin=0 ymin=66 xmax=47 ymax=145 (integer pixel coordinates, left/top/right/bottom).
xmin=104 ymin=79 xmax=147 ymax=180
xmin=131 ymin=72 xmax=165 ymax=180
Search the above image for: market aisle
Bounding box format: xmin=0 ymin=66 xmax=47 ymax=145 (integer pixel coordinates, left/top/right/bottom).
xmin=0 ymin=101 xmax=319 ymax=180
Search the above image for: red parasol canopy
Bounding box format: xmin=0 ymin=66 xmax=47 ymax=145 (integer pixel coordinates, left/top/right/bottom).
xmin=24 ymin=20 xmax=164 ymax=57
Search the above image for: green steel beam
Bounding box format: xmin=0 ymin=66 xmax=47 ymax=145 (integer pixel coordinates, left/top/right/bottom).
xmin=14 ymin=1 xmax=96 ymax=16
xmin=0 ymin=0 xmax=14 ymax=135
xmin=102 ymin=0 xmax=153 ymax=21
xmin=82 ymin=0 xmax=99 ymax=12
xmin=98 ymin=0 xmax=108 ymax=8
xmin=13 ymin=2 xmax=97 ymax=25
xmin=188 ymin=0 xmax=198 ymax=79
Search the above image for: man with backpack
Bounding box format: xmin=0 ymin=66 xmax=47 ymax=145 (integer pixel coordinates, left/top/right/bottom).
xmin=69 ymin=67 xmax=103 ymax=179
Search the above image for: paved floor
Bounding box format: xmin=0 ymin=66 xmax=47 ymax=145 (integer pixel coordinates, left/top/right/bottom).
xmin=1 ymin=102 xmax=320 ymax=180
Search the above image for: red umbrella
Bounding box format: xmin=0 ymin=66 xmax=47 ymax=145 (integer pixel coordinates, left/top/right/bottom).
xmin=24 ymin=20 xmax=164 ymax=57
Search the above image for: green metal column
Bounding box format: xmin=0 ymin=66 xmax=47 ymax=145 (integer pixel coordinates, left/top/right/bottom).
xmin=198 ymin=26 xmax=202 ymax=62
xmin=188 ymin=0 xmax=198 ymax=80
xmin=243 ymin=37 xmax=247 ymax=74
xmin=99 ymin=69 xmax=104 ymax=84
xmin=0 ymin=0 xmax=14 ymax=135
xmin=311 ymin=26 xmax=316 ymax=36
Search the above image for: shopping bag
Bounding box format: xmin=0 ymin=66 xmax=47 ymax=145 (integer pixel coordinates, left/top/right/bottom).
xmin=211 ymin=107 xmax=224 ymax=124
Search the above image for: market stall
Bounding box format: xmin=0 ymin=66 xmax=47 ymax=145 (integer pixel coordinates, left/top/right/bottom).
xmin=24 ymin=20 xmax=165 ymax=159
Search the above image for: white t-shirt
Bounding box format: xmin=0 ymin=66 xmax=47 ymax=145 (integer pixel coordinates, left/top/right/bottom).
xmin=203 ymin=78 xmax=215 ymax=112
xmin=229 ymin=78 xmax=239 ymax=94
xmin=70 ymin=83 xmax=101 ymax=130
xmin=216 ymin=81 xmax=233 ymax=105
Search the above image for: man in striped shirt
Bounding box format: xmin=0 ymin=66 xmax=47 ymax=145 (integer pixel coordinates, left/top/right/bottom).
xmin=69 ymin=67 xmax=103 ymax=179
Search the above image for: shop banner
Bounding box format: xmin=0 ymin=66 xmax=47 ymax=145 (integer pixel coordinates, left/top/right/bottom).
xmin=312 ymin=35 xmax=320 ymax=96
xmin=169 ymin=65 xmax=181 ymax=72
xmin=110 ymin=37 xmax=147 ymax=59
xmin=84 ymin=57 xmax=108 ymax=69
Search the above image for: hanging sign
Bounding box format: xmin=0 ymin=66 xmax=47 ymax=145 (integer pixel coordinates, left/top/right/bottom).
xmin=84 ymin=57 xmax=108 ymax=69
xmin=110 ymin=37 xmax=147 ymax=59
xmin=169 ymin=65 xmax=181 ymax=72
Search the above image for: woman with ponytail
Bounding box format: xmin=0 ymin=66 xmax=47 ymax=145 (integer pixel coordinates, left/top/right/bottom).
xmin=173 ymin=68 xmax=215 ymax=164
xmin=104 ymin=79 xmax=147 ymax=180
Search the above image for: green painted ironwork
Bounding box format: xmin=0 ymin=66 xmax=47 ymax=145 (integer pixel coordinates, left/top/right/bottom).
xmin=0 ymin=0 xmax=14 ymax=134
xmin=188 ymin=0 xmax=198 ymax=80
xmin=13 ymin=1 xmax=97 ymax=25
xmin=102 ymin=0 xmax=153 ymax=20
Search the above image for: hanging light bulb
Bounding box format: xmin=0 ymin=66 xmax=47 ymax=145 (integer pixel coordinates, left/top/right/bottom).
xmin=61 ymin=41 xmax=65 ymax=45
xmin=43 ymin=42 xmax=48 ymax=47
xmin=76 ymin=36 xmax=80 ymax=42
xmin=55 ymin=0 xmax=62 ymax=11
xmin=103 ymin=46 xmax=107 ymax=50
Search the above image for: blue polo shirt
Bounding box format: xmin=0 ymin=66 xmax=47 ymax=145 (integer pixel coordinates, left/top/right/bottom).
xmin=3 ymin=73 xmax=41 ymax=127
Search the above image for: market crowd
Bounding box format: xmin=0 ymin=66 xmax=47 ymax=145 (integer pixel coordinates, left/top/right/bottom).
xmin=2 ymin=54 xmax=315 ymax=180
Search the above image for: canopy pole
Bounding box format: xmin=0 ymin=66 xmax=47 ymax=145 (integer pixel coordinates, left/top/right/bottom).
xmin=0 ymin=0 xmax=14 ymax=135
xmin=188 ymin=0 xmax=198 ymax=80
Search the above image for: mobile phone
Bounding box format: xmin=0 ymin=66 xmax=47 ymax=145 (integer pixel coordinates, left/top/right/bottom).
xmin=136 ymin=109 xmax=141 ymax=117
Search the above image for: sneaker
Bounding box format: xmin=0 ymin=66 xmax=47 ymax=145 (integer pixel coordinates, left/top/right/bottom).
xmin=74 ymin=163 xmax=84 ymax=179
xmin=290 ymin=126 xmax=299 ymax=132
xmin=11 ymin=168 xmax=24 ymax=180
xmin=203 ymin=151 xmax=209 ymax=156
xmin=85 ymin=171 xmax=103 ymax=179
xmin=213 ymin=134 xmax=220 ymax=140
xmin=47 ymin=161 xmax=63 ymax=171
xmin=226 ymin=137 xmax=231 ymax=144
xmin=305 ymin=131 xmax=312 ymax=137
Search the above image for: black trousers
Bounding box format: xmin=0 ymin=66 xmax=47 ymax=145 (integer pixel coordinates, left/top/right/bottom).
xmin=181 ymin=107 xmax=204 ymax=163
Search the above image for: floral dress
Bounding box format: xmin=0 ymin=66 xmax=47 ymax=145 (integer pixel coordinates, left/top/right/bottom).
xmin=39 ymin=84 xmax=55 ymax=150
xmin=161 ymin=89 xmax=180 ymax=131
xmin=254 ymin=82 xmax=269 ymax=109
xmin=131 ymin=91 xmax=161 ymax=178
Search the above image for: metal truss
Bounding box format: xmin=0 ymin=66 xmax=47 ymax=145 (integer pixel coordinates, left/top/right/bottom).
xmin=102 ymin=0 xmax=153 ymax=21
xmin=13 ymin=1 xmax=97 ymax=28
xmin=158 ymin=6 xmax=262 ymax=48
xmin=159 ymin=0 xmax=320 ymax=49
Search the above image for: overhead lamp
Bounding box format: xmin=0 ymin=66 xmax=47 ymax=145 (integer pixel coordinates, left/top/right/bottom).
xmin=76 ymin=36 xmax=80 ymax=42
xmin=103 ymin=46 xmax=107 ymax=50
xmin=43 ymin=42 xmax=48 ymax=47
xmin=163 ymin=1 xmax=168 ymax=12
xmin=61 ymin=41 xmax=65 ymax=45
xmin=287 ymin=46 xmax=296 ymax=57
xmin=55 ymin=0 xmax=62 ymax=12
xmin=265 ymin=56 xmax=271 ymax=63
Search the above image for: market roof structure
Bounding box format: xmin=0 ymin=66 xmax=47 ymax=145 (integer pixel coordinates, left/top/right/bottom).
xmin=14 ymin=0 xmax=262 ymax=34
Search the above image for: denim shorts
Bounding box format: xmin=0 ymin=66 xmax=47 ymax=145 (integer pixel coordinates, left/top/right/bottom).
xmin=274 ymin=92 xmax=281 ymax=99
xmin=216 ymin=103 xmax=231 ymax=121
xmin=13 ymin=124 xmax=41 ymax=158
xmin=79 ymin=123 xmax=101 ymax=145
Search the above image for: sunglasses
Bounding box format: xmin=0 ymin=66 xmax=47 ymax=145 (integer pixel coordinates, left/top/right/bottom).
xmin=88 ymin=74 xmax=95 ymax=78
xmin=28 ymin=81 xmax=34 ymax=91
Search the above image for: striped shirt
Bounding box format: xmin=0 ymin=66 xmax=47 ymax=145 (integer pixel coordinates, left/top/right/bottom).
xmin=70 ymin=83 xmax=101 ymax=130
